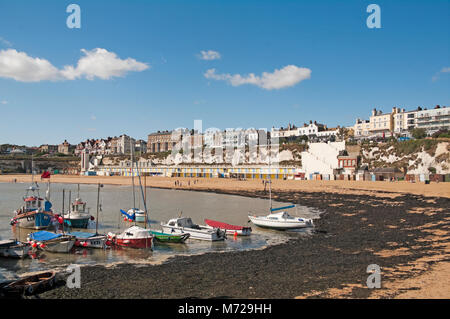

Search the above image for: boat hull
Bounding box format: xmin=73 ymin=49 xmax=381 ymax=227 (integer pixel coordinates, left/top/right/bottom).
xmin=248 ymin=216 xmax=312 ymax=230
xmin=0 ymin=243 xmax=31 ymax=259
xmin=135 ymin=215 xmax=146 ymax=223
xmin=41 ymin=238 xmax=76 ymax=253
xmin=204 ymin=225 xmax=252 ymax=236
xmin=15 ymin=212 xmax=53 ymax=230
xmin=1 ymin=271 xmax=56 ymax=296
xmin=64 ymin=217 xmax=90 ymax=228
xmin=161 ymin=225 xmax=225 ymax=241
xmin=149 ymin=231 xmax=190 ymax=243
xmin=114 ymin=237 xmax=153 ymax=249
xmin=75 ymin=235 xmax=108 ymax=249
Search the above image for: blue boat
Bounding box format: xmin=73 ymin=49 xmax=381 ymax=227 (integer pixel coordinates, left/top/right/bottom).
xmin=11 ymin=183 xmax=54 ymax=230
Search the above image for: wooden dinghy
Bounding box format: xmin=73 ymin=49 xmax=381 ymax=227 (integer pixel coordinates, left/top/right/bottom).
xmin=1 ymin=271 xmax=56 ymax=296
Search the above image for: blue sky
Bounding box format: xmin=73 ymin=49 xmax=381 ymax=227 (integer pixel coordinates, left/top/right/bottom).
xmin=0 ymin=0 xmax=449 ymax=146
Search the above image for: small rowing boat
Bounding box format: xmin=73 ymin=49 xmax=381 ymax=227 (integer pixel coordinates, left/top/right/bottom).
xmin=28 ymin=231 xmax=76 ymax=253
xmin=204 ymin=219 xmax=252 ymax=236
xmin=1 ymin=271 xmax=56 ymax=296
xmin=148 ymin=230 xmax=190 ymax=243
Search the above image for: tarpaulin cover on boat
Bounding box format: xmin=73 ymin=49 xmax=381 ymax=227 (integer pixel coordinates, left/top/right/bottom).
xmin=204 ymin=219 xmax=246 ymax=230
xmin=120 ymin=209 xmax=135 ymax=221
xmin=29 ymin=231 xmax=62 ymax=241
xmin=66 ymin=232 xmax=96 ymax=239
xmin=270 ymin=205 xmax=296 ymax=212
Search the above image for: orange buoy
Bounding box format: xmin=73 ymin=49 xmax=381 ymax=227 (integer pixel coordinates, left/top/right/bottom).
xmin=234 ymin=231 xmax=238 ymax=239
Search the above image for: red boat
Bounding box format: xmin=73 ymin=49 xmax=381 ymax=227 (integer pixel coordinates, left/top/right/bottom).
xmin=107 ymin=226 xmax=153 ymax=249
xmin=204 ymin=219 xmax=252 ymax=236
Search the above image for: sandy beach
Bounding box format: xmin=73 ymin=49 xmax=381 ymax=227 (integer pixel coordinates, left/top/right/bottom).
xmin=1 ymin=174 xmax=449 ymax=198
xmin=1 ymin=174 xmax=449 ymax=299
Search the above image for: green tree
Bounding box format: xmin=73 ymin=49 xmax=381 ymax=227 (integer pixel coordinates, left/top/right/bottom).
xmin=411 ymin=128 xmax=427 ymax=139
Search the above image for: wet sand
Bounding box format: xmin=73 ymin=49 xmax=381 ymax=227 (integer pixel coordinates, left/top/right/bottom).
xmin=1 ymin=174 xmax=449 ymax=299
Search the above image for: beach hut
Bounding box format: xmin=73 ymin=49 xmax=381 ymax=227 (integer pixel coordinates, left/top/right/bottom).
xmin=372 ymin=167 xmax=404 ymax=181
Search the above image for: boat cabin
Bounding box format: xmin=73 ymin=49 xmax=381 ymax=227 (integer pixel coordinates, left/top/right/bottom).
xmin=23 ymin=196 xmax=43 ymax=212
xmin=71 ymin=198 xmax=87 ymax=213
xmin=167 ymin=218 xmax=200 ymax=229
xmin=267 ymin=212 xmax=296 ymax=220
xmin=121 ymin=226 xmax=150 ymax=239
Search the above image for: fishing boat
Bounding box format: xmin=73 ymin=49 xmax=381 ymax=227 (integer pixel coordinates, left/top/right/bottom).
xmin=204 ymin=219 xmax=252 ymax=236
xmin=161 ymin=217 xmax=226 ymax=241
xmin=63 ymin=191 xmax=92 ymax=228
xmin=1 ymin=271 xmax=56 ymax=296
xmin=148 ymin=230 xmax=190 ymax=243
xmin=28 ymin=231 xmax=76 ymax=253
xmin=11 ymin=183 xmax=54 ymax=230
xmin=0 ymin=239 xmax=31 ymax=258
xmin=248 ymin=206 xmax=314 ymax=230
xmin=107 ymin=225 xmax=153 ymax=249
xmin=67 ymin=184 xmax=110 ymax=249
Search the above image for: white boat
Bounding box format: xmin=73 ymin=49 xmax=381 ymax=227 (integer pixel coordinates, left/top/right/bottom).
xmin=67 ymin=232 xmax=109 ymax=249
xmin=0 ymin=240 xmax=31 ymax=258
xmin=107 ymin=226 xmax=153 ymax=249
xmin=250 ymin=160 xmax=313 ymax=230
xmin=40 ymin=237 xmax=76 ymax=253
xmin=248 ymin=211 xmax=313 ymax=230
xmin=161 ymin=217 xmax=226 ymax=241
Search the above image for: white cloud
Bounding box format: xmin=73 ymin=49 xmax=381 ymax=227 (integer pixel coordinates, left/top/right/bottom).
xmin=432 ymin=67 xmax=450 ymax=82
xmin=61 ymin=48 xmax=149 ymax=80
xmin=204 ymin=65 xmax=311 ymax=90
xmin=0 ymin=49 xmax=62 ymax=82
xmin=0 ymin=100 xmax=8 ymax=104
xmin=0 ymin=48 xmax=149 ymax=82
xmin=198 ymin=50 xmax=221 ymax=61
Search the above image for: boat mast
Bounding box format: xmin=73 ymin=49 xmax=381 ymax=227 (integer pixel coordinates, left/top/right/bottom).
xmin=144 ymin=175 xmax=148 ymax=227
xmin=61 ymin=189 xmax=65 ymax=235
xmin=268 ymin=142 xmax=272 ymax=211
xmin=95 ymin=183 xmax=102 ymax=236
xmin=31 ymin=155 xmax=34 ymax=185
xmin=130 ymin=139 xmax=136 ymax=213
xmin=68 ymin=190 xmax=71 ymax=223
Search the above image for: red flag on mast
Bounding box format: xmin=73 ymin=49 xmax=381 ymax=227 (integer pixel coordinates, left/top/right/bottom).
xmin=41 ymin=171 xmax=51 ymax=179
